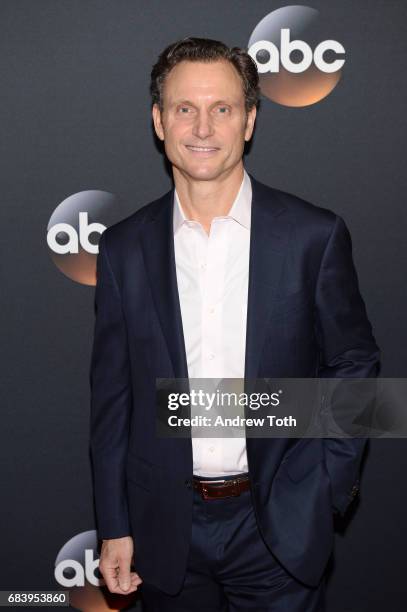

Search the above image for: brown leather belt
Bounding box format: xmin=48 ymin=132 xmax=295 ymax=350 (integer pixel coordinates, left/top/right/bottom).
xmin=193 ymin=475 xmax=251 ymax=500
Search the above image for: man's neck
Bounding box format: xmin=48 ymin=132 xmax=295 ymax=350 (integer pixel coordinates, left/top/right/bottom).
xmin=173 ymin=163 xmax=245 ymax=235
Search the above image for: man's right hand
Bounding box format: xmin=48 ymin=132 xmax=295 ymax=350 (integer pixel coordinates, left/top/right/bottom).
xmin=99 ymin=536 xmax=143 ymax=595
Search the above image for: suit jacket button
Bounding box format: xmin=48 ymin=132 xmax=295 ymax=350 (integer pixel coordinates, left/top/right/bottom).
xmin=185 ymin=479 xmax=192 ymax=489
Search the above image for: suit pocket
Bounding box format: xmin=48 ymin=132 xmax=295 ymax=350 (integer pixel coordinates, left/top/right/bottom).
xmin=126 ymin=453 xmax=153 ymax=491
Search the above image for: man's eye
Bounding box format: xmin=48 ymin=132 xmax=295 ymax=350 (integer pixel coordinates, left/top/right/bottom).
xmin=178 ymin=107 xmax=191 ymax=113
xmin=216 ymin=107 xmax=230 ymax=114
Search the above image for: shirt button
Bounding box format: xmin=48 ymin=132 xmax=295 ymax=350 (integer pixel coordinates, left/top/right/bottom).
xmin=200 ymin=263 xmax=206 ymax=270
xmin=208 ymin=353 xmax=215 ymax=360
xmin=209 ymin=307 xmax=215 ymax=314
xmin=209 ymin=446 xmax=215 ymax=453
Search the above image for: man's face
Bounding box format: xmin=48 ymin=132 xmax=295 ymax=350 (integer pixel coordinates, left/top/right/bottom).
xmin=152 ymin=60 xmax=256 ymax=182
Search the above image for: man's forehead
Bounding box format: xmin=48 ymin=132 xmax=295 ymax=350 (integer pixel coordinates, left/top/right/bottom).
xmin=163 ymin=60 xmax=244 ymax=101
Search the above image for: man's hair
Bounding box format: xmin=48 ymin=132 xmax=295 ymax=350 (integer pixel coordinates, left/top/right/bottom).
xmin=150 ymin=37 xmax=260 ymax=112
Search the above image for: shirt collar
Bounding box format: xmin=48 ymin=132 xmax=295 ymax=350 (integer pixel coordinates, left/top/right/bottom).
xmin=173 ymin=169 xmax=252 ymax=235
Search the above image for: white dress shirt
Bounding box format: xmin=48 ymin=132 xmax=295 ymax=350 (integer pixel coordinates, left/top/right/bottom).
xmin=173 ymin=169 xmax=252 ymax=477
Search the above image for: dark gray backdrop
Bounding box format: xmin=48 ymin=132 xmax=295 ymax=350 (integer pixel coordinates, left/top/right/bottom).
xmin=1 ymin=1 xmax=406 ymax=611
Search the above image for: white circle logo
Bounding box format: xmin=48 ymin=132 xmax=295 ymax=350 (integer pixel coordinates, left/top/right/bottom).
xmin=248 ymin=6 xmax=345 ymax=106
xmin=46 ymin=190 xmax=119 ymax=286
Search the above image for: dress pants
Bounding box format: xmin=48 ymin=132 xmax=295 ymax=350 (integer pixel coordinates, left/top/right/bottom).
xmin=140 ymin=473 xmax=326 ymax=611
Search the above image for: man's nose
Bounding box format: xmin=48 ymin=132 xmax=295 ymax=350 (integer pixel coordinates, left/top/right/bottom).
xmin=192 ymin=111 xmax=215 ymax=139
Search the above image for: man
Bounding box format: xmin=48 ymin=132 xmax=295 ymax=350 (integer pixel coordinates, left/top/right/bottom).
xmin=89 ymin=38 xmax=380 ymax=611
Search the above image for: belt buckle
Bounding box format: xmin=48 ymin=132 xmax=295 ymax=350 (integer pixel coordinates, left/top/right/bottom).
xmin=198 ymin=478 xmax=225 ymax=500
xmin=200 ymin=478 xmax=240 ymax=500
xmin=201 ymin=484 xmax=212 ymax=500
xmin=202 ymin=478 xmax=240 ymax=499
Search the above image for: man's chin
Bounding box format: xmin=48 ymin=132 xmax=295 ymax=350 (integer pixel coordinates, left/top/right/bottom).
xmin=175 ymin=163 xmax=230 ymax=182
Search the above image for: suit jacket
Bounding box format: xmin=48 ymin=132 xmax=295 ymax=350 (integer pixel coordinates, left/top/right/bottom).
xmin=89 ymin=174 xmax=380 ymax=594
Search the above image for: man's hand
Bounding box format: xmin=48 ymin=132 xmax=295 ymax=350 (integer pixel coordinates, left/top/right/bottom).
xmin=99 ymin=536 xmax=143 ymax=595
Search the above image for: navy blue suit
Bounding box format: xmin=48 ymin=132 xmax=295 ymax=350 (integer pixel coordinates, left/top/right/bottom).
xmin=89 ymin=175 xmax=380 ymax=597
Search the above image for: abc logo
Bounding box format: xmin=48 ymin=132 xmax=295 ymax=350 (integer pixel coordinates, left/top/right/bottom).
xmin=249 ymin=29 xmax=345 ymax=75
xmin=248 ymin=5 xmax=345 ymax=107
xmin=46 ymin=190 xmax=118 ymax=286
xmin=55 ymin=547 xmax=101 ymax=588
xmin=47 ymin=212 xmax=105 ymax=255
xmin=54 ymin=530 xmax=135 ymax=611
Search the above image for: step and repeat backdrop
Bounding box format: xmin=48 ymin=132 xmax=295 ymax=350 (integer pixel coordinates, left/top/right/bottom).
xmin=1 ymin=1 xmax=406 ymax=611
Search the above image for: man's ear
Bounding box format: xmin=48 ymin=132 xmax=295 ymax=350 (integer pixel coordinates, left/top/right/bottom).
xmin=152 ymin=103 xmax=165 ymax=141
xmin=244 ymin=106 xmax=257 ymax=142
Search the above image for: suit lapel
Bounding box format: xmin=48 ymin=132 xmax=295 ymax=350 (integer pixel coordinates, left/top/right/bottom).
xmin=140 ymin=189 xmax=189 ymax=379
xmin=244 ymin=176 xmax=291 ymax=380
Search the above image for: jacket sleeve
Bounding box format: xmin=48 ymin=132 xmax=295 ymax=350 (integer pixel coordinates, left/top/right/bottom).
xmin=315 ymin=214 xmax=381 ymax=516
xmin=89 ymin=230 xmax=132 ymax=539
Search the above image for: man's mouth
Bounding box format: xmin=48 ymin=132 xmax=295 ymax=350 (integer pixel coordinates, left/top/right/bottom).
xmin=185 ymin=145 xmax=219 ymax=152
